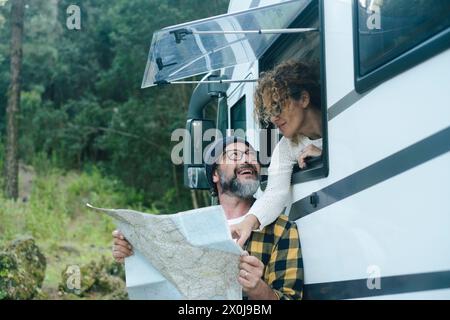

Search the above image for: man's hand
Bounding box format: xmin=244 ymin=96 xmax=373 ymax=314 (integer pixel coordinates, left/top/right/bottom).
xmin=230 ymin=214 xmax=260 ymax=248
xmin=112 ymin=230 xmax=133 ymax=263
xmin=238 ymin=252 xmax=278 ymax=300
xmin=297 ymin=144 xmax=322 ymax=169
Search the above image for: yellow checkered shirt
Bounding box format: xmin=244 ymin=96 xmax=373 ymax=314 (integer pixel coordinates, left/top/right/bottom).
xmin=244 ymin=214 xmax=304 ymax=300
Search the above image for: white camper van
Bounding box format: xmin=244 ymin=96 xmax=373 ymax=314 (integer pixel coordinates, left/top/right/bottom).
xmin=142 ymin=0 xmax=450 ymax=299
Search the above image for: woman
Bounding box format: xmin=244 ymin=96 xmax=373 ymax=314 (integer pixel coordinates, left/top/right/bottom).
xmin=231 ymin=60 xmax=323 ymax=246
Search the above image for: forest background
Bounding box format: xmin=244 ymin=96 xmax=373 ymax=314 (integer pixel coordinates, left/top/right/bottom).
xmin=0 ymin=0 xmax=228 ymax=299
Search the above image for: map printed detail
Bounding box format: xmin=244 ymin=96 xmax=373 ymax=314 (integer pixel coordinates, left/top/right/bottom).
xmin=86 ymin=204 xmax=243 ymax=300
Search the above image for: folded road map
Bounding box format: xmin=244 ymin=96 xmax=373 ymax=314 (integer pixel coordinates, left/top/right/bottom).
xmin=87 ymin=204 xmax=243 ymax=300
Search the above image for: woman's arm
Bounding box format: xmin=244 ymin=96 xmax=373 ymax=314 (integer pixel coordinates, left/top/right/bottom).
xmin=231 ymin=138 xmax=298 ymax=246
xmin=247 ymin=137 xmax=298 ymax=228
xmin=231 ymin=137 xmax=323 ymax=247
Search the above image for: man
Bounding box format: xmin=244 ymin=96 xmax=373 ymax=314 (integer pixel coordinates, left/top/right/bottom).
xmin=112 ymin=136 xmax=304 ymax=300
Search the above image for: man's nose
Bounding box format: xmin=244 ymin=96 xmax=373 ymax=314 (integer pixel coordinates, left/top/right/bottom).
xmin=243 ymin=152 xmax=257 ymax=164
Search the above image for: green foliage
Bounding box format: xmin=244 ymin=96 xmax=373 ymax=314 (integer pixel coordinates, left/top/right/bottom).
xmin=0 ymin=162 xmax=154 ymax=292
xmin=0 ymin=163 xmax=151 ymax=244
xmin=59 ymin=256 xmax=127 ymax=300
xmin=0 ymin=0 xmax=228 ymax=211
xmin=0 ymin=140 xmax=4 ymax=178
xmin=0 ymin=0 xmax=231 ymax=299
xmin=0 ymin=237 xmax=47 ymax=300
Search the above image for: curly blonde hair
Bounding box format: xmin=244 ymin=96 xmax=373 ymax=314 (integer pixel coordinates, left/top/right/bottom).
xmin=254 ymin=60 xmax=321 ymax=127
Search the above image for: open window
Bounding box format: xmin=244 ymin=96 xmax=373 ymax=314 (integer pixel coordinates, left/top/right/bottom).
xmin=354 ymin=0 xmax=450 ymax=93
xmin=230 ymin=96 xmax=246 ymax=138
xmin=258 ymin=0 xmax=329 ymax=188
xmin=141 ymin=0 xmax=317 ymax=87
xmin=141 ymin=1 xmax=324 ymax=192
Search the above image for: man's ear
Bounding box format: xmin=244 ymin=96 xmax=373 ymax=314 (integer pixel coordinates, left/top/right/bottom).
xmin=212 ymin=169 xmax=220 ymax=183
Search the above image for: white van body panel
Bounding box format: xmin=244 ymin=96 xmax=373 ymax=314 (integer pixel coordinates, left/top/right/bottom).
xmin=224 ymin=0 xmax=450 ymax=299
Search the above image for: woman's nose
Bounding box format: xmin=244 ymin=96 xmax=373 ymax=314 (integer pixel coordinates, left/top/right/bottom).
xmin=270 ymin=115 xmax=280 ymax=124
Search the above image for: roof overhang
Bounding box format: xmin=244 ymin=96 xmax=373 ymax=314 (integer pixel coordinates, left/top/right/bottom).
xmin=141 ymin=0 xmax=316 ymax=88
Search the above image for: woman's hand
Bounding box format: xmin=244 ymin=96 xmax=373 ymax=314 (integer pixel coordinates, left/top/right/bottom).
xmin=230 ymin=214 xmax=260 ymax=248
xmin=297 ymin=144 xmax=322 ymax=169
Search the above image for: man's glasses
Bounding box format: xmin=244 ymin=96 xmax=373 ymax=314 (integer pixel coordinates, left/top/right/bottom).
xmin=223 ymin=149 xmax=258 ymax=161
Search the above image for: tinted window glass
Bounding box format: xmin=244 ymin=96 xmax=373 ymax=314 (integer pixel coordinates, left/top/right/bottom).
xmin=357 ymin=0 xmax=450 ymax=76
xmin=231 ymin=96 xmax=246 ymax=138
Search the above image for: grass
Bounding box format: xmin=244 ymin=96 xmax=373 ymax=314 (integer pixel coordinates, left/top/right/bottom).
xmin=0 ymin=162 xmax=157 ymax=298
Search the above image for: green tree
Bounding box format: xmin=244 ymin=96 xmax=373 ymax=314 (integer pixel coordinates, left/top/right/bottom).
xmin=0 ymin=0 xmax=229 ymax=210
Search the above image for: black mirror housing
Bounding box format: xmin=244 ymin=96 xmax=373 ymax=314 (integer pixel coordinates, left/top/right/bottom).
xmin=183 ymin=119 xmax=217 ymax=189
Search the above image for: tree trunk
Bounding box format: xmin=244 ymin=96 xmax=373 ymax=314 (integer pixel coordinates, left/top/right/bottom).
xmin=4 ymin=0 xmax=25 ymax=200
xmin=190 ymin=190 xmax=198 ymax=209
xmin=172 ymin=164 xmax=180 ymax=202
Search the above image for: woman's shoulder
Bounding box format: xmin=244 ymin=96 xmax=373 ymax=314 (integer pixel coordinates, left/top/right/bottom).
xmin=273 ymin=135 xmax=322 ymax=161
xmin=272 ymin=136 xmax=306 ymax=161
xmin=283 ymin=135 xmax=309 ymax=151
xmin=271 ymin=136 xmax=291 ymax=154
xmin=290 ymin=135 xmax=323 ymax=149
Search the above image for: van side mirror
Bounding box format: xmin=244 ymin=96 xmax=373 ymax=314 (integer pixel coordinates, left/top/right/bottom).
xmin=183 ymin=119 xmax=217 ymax=189
xmin=185 ymin=167 xmax=209 ymax=189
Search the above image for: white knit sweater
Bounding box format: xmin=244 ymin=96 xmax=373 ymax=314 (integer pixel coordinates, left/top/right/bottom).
xmin=248 ymin=135 xmax=323 ymax=228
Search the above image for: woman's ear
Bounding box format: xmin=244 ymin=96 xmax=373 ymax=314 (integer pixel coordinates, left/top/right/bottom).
xmin=301 ymin=91 xmax=311 ymax=109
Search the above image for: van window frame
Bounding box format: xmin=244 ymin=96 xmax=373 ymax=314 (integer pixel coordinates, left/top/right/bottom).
xmin=217 ymin=96 xmax=229 ymax=138
xmin=258 ymin=0 xmax=329 ymax=186
xmin=352 ymin=0 xmax=450 ymax=93
xmin=230 ymin=95 xmax=247 ymax=137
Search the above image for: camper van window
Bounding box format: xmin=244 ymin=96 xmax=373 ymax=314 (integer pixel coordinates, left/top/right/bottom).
xmin=354 ymin=0 xmax=450 ymax=92
xmin=231 ymin=96 xmax=247 ymax=139
xmin=203 ymin=99 xmax=218 ymax=123
xmin=258 ymin=0 xmax=328 ymax=186
xmin=217 ymin=97 xmax=228 ymax=138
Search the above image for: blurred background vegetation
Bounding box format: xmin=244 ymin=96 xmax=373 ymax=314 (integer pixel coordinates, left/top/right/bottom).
xmin=0 ymin=0 xmax=228 ymax=299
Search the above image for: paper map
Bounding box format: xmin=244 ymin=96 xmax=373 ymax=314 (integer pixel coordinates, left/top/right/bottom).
xmin=87 ymin=204 xmax=243 ymax=300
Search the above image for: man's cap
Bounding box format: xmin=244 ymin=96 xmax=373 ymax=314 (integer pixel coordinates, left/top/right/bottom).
xmin=204 ymin=136 xmax=251 ymax=190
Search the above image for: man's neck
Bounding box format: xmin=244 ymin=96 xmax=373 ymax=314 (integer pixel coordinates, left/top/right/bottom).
xmin=218 ymin=192 xmax=254 ymax=220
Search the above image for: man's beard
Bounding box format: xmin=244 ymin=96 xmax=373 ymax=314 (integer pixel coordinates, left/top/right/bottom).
xmin=218 ymin=165 xmax=260 ymax=199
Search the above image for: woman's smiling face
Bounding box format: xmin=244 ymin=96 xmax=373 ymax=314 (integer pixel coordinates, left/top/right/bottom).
xmin=254 ymin=60 xmax=323 ymax=140
xmin=263 ymin=92 xmax=309 ymax=140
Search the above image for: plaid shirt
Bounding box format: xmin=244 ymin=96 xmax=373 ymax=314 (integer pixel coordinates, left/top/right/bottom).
xmin=244 ymin=214 xmax=304 ymax=300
